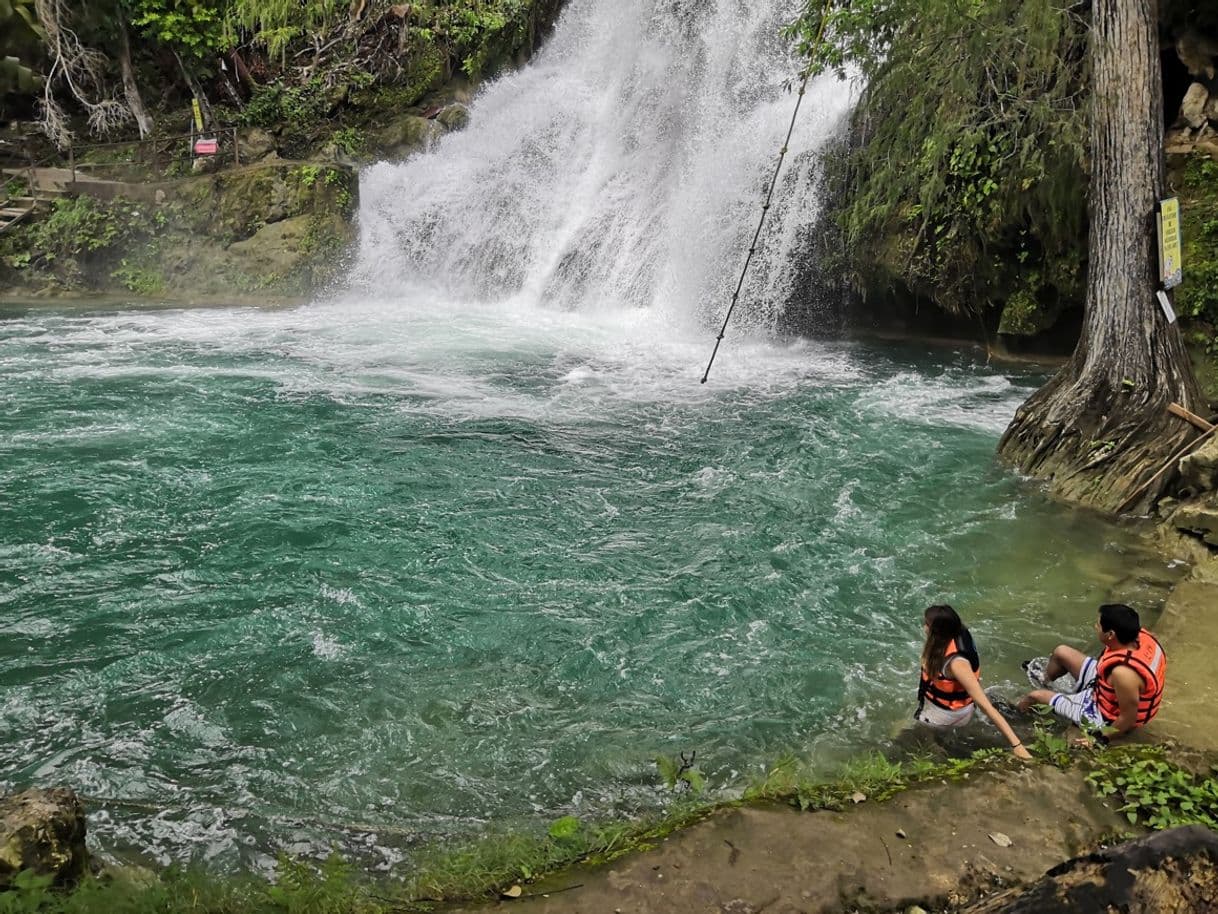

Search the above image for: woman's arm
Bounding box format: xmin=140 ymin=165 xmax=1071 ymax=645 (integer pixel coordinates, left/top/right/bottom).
xmin=948 ymin=657 xmax=1032 ymax=760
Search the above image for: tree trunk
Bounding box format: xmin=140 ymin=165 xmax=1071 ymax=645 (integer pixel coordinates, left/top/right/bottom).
xmin=118 ymin=18 xmax=153 ymax=139
xmin=996 ymin=0 xmax=1205 ymax=513
xmin=172 ymin=48 xmax=216 ymax=131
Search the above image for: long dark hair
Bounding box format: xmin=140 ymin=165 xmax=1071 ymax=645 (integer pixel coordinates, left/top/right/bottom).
xmin=922 ymin=604 xmax=963 ymax=678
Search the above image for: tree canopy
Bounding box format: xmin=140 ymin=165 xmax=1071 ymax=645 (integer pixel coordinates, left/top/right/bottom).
xmin=6 ymin=0 xmax=558 ymax=145
xmin=789 ymin=0 xmax=1090 ymax=319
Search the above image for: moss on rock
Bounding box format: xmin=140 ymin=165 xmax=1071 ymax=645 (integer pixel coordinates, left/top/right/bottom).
xmin=0 ymin=162 xmax=358 ymax=301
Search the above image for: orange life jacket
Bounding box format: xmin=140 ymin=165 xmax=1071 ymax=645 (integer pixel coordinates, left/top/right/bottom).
xmin=1094 ymin=630 xmax=1166 ymax=726
xmin=919 ymin=633 xmax=980 ymax=711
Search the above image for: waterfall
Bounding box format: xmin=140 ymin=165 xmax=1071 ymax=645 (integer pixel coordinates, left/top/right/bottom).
xmin=349 ymin=0 xmax=856 ymax=336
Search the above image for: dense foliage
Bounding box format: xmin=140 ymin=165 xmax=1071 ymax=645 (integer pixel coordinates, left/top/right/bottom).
xmin=2 ymin=0 xmax=560 ymax=146
xmin=790 ymin=0 xmax=1090 ymax=321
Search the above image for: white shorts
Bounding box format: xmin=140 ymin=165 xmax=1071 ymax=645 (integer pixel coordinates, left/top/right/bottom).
xmin=916 ymin=701 xmax=975 ymax=728
xmin=1048 ymin=656 xmax=1106 ymax=729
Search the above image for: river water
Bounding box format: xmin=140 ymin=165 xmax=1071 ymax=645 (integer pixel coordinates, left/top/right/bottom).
xmin=0 ymin=0 xmax=1186 ymax=876
xmin=0 ymin=298 xmax=1178 ymax=869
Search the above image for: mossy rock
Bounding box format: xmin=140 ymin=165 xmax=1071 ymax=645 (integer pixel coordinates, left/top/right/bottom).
xmin=373 ymin=115 xmax=443 ymax=160
xmin=0 ymin=162 xmax=357 ymax=300
xmin=0 ymin=788 xmax=88 ymax=889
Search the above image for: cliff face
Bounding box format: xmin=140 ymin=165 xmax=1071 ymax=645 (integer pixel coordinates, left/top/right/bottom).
xmin=0 ymin=162 xmax=357 ymax=301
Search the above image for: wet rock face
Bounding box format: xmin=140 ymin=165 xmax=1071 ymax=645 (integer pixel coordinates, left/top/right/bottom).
xmin=959 ymin=826 xmax=1218 ymax=913
xmin=0 ymin=788 xmax=88 ymax=888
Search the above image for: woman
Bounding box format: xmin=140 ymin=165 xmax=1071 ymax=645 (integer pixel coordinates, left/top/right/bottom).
xmin=916 ymin=604 xmax=1032 ymax=760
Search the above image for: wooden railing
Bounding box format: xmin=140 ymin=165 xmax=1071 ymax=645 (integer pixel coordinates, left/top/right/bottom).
xmin=59 ymin=127 xmax=242 ymax=183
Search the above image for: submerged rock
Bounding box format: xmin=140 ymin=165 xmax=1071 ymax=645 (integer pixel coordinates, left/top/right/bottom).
xmin=959 ymin=826 xmax=1218 ymax=913
xmin=0 ymin=788 xmax=88 ymax=888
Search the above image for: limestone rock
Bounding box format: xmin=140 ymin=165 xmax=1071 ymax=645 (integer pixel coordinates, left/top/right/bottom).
xmin=191 ymin=155 xmax=221 ymax=175
xmin=1206 ymin=93 xmax=1218 ymax=125
xmin=1179 ymin=434 xmax=1218 ymax=493
xmin=1177 ymin=30 xmax=1218 ymax=80
xmin=958 ymin=826 xmax=1218 ymax=913
xmin=437 ymin=103 xmax=471 ymax=132
xmin=226 ymin=214 xmax=315 ymax=279
xmin=373 ymin=114 xmax=442 ymax=159
xmin=237 ymin=127 xmax=276 ymax=162
xmin=1197 ymin=137 xmax=1218 ymax=160
xmin=1170 ymin=494 xmax=1218 ymax=547
xmin=1165 ymin=126 xmax=1196 ymax=155
xmin=317 ymin=142 xmax=360 ymax=168
xmin=1180 ymin=83 xmax=1210 ymax=130
xmin=0 ymin=788 xmax=88 ymax=888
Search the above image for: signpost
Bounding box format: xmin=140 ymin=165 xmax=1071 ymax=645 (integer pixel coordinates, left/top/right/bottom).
xmin=190 ymin=97 xmax=218 ymax=158
xmin=1157 ymin=197 xmax=1182 ymax=290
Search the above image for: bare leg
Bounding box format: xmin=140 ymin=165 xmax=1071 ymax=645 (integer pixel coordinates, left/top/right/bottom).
xmin=1043 ymin=644 xmax=1088 ymax=683
xmin=1017 ymin=688 xmax=1057 ymax=713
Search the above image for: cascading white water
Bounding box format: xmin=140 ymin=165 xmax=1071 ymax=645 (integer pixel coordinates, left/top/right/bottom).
xmin=350 ymin=0 xmax=856 ymax=334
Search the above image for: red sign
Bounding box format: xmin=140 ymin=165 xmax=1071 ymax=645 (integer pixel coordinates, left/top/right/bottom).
xmin=193 ymin=137 xmax=219 ymax=156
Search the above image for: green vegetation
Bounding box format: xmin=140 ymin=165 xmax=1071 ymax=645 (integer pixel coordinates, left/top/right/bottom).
xmin=0 ymin=856 xmax=386 ymax=914
xmin=3 ymin=730 xmax=1214 ymax=914
xmin=3 ymin=1 xmax=561 ymax=147
xmin=1174 ymin=154 xmax=1218 ymax=401
xmin=789 ymin=0 xmax=1089 ymax=322
xmin=111 ymin=259 xmax=166 ymax=295
xmin=330 ymin=127 xmax=365 ymax=157
xmin=0 ymin=745 xmax=1022 ymax=914
xmin=12 ymin=197 xmax=130 ymax=267
xmin=1086 ymin=745 xmax=1218 ymax=830
xmin=1177 ymin=156 xmax=1218 ymax=327
xmin=655 ymin=751 xmax=706 ymax=794
xmin=0 ymin=162 xmax=356 ymax=298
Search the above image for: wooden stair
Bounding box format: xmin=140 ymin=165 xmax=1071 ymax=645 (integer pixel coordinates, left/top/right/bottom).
xmin=0 ymin=196 xmax=48 ymax=234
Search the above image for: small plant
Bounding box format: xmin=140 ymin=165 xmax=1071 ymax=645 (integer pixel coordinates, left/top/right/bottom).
xmin=547 ymin=815 xmax=582 ymax=842
xmin=295 ymin=165 xmax=321 ymax=188
xmin=111 ymin=260 xmax=164 ymax=295
xmin=31 ymin=196 xmax=122 ymax=257
xmin=1086 ymin=746 xmax=1218 ymax=829
xmin=331 ymin=127 xmax=365 ymax=156
xmin=656 ymin=751 xmax=705 ymax=794
xmin=743 ymin=747 xmax=1006 ymax=813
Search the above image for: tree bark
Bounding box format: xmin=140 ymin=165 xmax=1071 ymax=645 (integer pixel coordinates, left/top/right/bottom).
xmin=117 ymin=17 xmax=153 ymax=139
xmin=172 ymin=47 xmax=216 ymax=132
xmin=996 ymin=0 xmax=1205 ymax=512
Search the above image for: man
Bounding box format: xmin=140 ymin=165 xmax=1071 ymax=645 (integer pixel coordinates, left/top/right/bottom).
xmin=1018 ymin=603 xmax=1166 ymax=744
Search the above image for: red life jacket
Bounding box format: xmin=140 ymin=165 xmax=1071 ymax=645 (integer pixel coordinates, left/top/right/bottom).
xmin=919 ymin=634 xmax=980 ymax=711
xmin=1094 ymin=630 xmax=1166 ymax=726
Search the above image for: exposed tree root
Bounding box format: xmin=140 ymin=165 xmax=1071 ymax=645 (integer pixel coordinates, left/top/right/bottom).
xmin=998 ymin=387 xmax=1198 ymax=513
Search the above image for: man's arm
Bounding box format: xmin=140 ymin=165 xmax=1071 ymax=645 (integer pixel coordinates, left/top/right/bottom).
xmin=1104 ymin=665 xmax=1143 ymax=737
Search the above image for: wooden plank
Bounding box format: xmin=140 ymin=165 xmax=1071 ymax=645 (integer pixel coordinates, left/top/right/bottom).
xmin=1168 ymin=402 xmax=1215 ymax=432
xmin=1118 ymin=423 xmax=1218 ymax=513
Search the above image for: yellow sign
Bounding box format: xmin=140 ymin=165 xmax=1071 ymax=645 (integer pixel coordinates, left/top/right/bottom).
xmin=191 ymin=97 xmax=204 ymax=133
xmin=1158 ymin=197 xmax=1182 ymax=289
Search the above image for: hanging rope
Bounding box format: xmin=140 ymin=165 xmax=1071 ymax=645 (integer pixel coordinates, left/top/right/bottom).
xmin=701 ymin=1 xmax=833 ymax=384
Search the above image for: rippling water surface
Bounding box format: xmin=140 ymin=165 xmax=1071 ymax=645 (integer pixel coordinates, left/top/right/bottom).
xmin=0 ymin=299 xmax=1177 ymax=870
